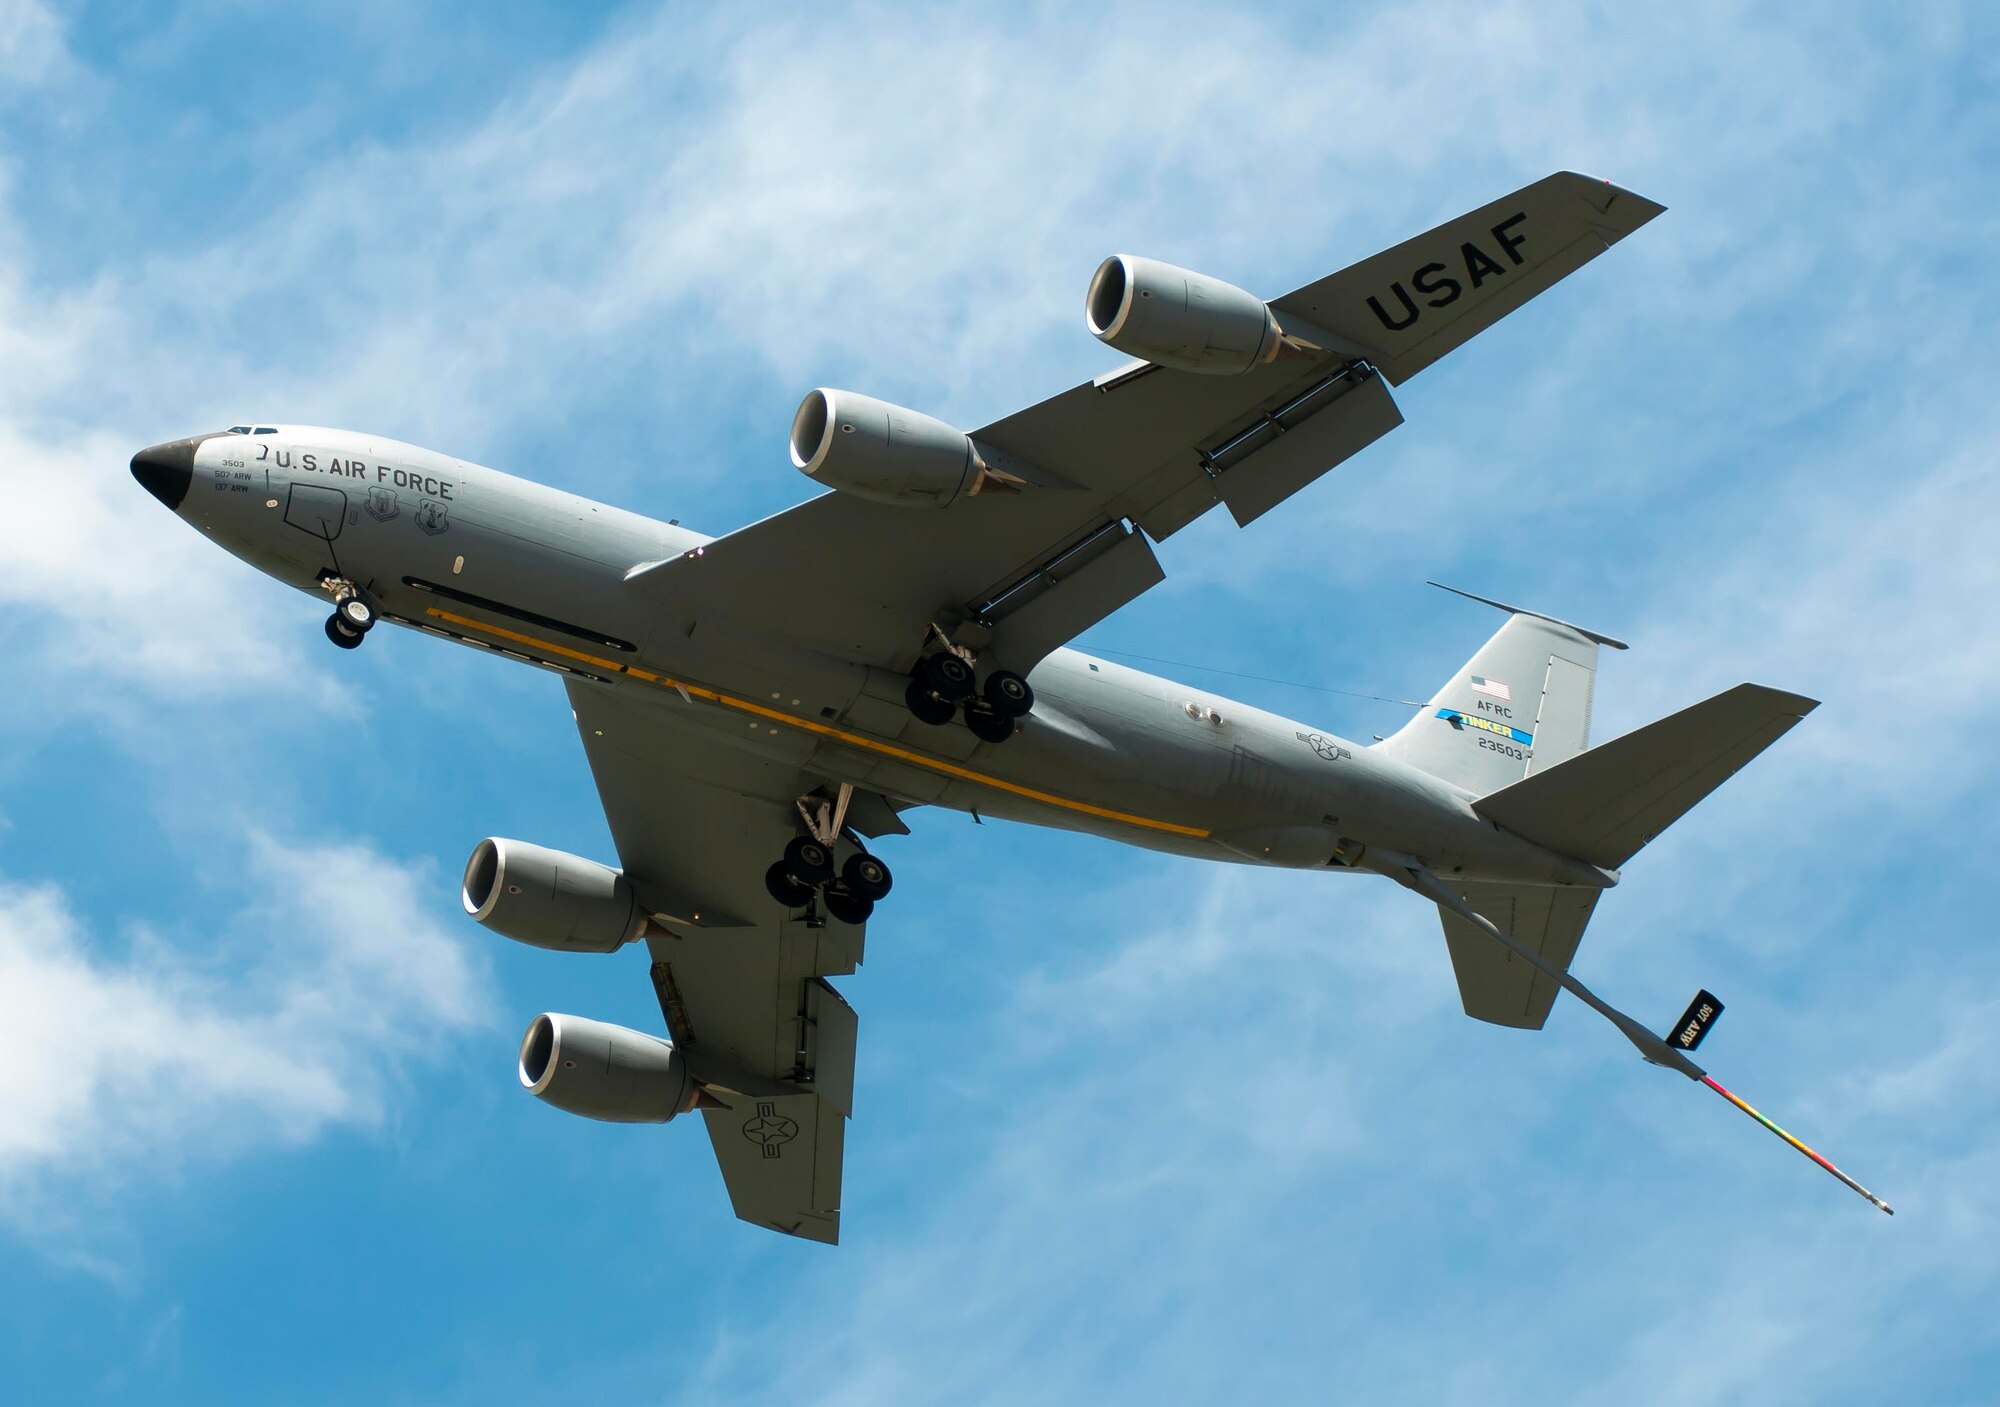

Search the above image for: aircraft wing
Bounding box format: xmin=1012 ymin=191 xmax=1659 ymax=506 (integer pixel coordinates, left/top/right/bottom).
xmin=563 ymin=676 xmax=865 ymax=1244
xmin=635 ymin=172 xmax=1661 ymax=675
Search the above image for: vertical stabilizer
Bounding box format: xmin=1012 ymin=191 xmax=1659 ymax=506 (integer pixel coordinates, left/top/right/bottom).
xmin=1374 ymin=588 xmax=1616 ymax=794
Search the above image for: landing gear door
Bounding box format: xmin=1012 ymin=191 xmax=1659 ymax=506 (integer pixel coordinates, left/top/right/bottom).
xmin=285 ymin=482 xmax=347 ymax=543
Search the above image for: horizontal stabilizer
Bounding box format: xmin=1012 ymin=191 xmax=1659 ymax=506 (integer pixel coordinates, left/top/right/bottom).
xmin=1475 ymin=684 xmax=1818 ymax=869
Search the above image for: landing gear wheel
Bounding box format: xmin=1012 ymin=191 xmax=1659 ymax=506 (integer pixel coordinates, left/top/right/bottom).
xmin=904 ymin=678 xmax=956 ymax=726
xmin=821 ymin=885 xmax=874 ymax=927
xmin=964 ymin=703 xmax=1016 ymax=744
xmin=325 ymin=613 xmax=365 ymax=649
xmin=764 ymin=862 xmax=815 ymax=908
xmin=335 ymin=594 xmax=376 ymax=633
xmin=984 ymin=669 xmax=1034 ymax=717
xmin=781 ymin=836 xmax=835 ymax=887
xmin=842 ymin=852 xmax=893 ymax=902
xmin=919 ymin=651 xmax=977 ymax=703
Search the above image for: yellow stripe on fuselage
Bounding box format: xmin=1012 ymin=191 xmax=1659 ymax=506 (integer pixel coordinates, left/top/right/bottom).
xmin=423 ymin=606 xmax=1211 ymax=840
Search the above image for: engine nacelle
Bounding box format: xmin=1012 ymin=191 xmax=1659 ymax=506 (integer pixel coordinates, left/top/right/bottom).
xmin=461 ymin=837 xmax=642 ymax=953
xmin=790 ymin=388 xmax=979 ymax=508
xmin=1086 ymin=254 xmax=1284 ymax=375
xmin=518 ymin=1012 xmax=695 ymax=1123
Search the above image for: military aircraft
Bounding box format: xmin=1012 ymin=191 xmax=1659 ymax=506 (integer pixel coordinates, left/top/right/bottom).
xmin=130 ymin=172 xmax=1888 ymax=1242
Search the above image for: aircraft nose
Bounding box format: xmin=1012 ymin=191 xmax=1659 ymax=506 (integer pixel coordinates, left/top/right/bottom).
xmin=130 ymin=438 xmax=199 ymax=510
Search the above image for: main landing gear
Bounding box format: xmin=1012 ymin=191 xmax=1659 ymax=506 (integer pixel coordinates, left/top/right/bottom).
xmin=903 ymin=650 xmax=1034 ymax=742
xmin=763 ymin=785 xmax=895 ymax=922
xmin=318 ymin=574 xmax=378 ymax=651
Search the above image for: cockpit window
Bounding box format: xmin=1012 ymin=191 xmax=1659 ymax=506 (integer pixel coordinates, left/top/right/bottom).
xmin=228 ymin=426 xmax=251 ymax=434
xmin=253 ymin=426 xmax=278 ymax=435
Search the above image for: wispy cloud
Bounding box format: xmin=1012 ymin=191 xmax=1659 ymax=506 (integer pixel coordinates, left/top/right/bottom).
xmin=0 ymin=0 xmax=69 ymax=91
xmin=0 ymin=831 xmax=492 ymax=1245
xmin=1 ymin=4 xmax=1996 ymax=1401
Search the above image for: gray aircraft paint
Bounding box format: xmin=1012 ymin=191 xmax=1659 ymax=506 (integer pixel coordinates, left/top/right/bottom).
xmin=176 ymin=424 xmax=1612 ymax=890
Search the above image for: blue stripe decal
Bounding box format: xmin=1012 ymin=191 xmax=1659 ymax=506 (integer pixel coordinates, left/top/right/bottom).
xmin=1435 ymin=708 xmax=1534 ymax=746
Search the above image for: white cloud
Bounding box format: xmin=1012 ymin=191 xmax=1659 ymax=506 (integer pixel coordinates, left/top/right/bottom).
xmin=0 ymin=5 xmax=1994 ymax=1395
xmin=0 ymin=422 xmax=339 ymax=702
xmin=625 ymin=847 xmax=1995 ymax=1407
xmin=0 ymin=0 xmax=69 ymax=90
xmin=6 ymin=0 xmax=1957 ymax=708
xmin=0 ymin=831 xmax=492 ymax=1236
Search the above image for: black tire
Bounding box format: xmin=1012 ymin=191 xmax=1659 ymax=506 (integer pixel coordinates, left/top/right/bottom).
xmin=336 ymin=594 xmax=376 ymax=632
xmin=822 ymin=885 xmax=873 ymax=927
xmin=919 ymin=651 xmax=977 ymax=703
xmin=842 ymin=852 xmax=893 ymax=902
xmin=782 ymin=835 xmax=835 ymax=886
xmin=764 ymin=862 xmax=815 ymax=908
xmin=984 ymin=669 xmax=1034 ymax=717
xmin=904 ymin=678 xmax=956 ymax=726
xmin=325 ymin=614 xmax=365 ymax=649
xmin=965 ymin=704 xmax=1015 ymax=744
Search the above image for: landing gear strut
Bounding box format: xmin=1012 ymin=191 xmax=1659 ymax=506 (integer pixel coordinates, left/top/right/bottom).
xmin=763 ymin=784 xmax=894 ymax=923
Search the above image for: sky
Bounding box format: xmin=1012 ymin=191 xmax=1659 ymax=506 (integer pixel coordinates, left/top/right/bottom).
xmin=1 ymin=1 xmax=1996 ymax=1402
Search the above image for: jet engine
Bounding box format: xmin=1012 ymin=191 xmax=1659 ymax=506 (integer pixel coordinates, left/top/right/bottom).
xmin=790 ymin=388 xmax=1020 ymax=508
xmin=1086 ymin=254 xmax=1286 ymax=375
xmin=518 ymin=1012 xmax=696 ymax=1123
xmin=461 ymin=837 xmax=643 ymax=953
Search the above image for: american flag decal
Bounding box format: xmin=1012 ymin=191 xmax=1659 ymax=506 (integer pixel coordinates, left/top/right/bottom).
xmin=1470 ymin=676 xmax=1512 ymax=701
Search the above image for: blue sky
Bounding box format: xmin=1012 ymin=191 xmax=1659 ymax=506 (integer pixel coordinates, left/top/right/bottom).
xmin=2 ymin=2 xmax=1996 ymax=1402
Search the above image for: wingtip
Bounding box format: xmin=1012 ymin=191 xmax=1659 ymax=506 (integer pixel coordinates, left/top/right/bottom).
xmin=1733 ymin=684 xmax=1821 ymax=716
xmin=1553 ymin=171 xmax=1667 ymax=234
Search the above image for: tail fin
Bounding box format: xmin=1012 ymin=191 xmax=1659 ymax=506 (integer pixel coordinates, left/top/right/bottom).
xmin=1373 ymin=584 xmax=1623 ymax=795
xmin=1474 ymin=683 xmax=1819 ymax=869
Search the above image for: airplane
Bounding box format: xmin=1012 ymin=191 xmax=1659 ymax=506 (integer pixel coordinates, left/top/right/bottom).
xmin=128 ymin=172 xmax=1889 ymax=1243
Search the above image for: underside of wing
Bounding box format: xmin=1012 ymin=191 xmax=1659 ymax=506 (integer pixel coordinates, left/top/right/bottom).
xmin=566 ymin=676 xmax=873 ymax=1243
xmin=628 ymin=172 xmax=1660 ymax=682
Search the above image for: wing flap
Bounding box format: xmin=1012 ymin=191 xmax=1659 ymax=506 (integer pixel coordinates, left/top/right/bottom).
xmin=1213 ymin=369 xmax=1403 ymax=527
xmin=984 ymin=522 xmax=1164 ymax=672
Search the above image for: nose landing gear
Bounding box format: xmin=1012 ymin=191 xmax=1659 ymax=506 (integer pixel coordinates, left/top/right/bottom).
xmin=316 ymin=574 xmax=378 ymax=650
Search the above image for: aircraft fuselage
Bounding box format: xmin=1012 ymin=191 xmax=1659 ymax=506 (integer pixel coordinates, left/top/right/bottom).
xmin=142 ymin=424 xmax=1611 ymax=892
